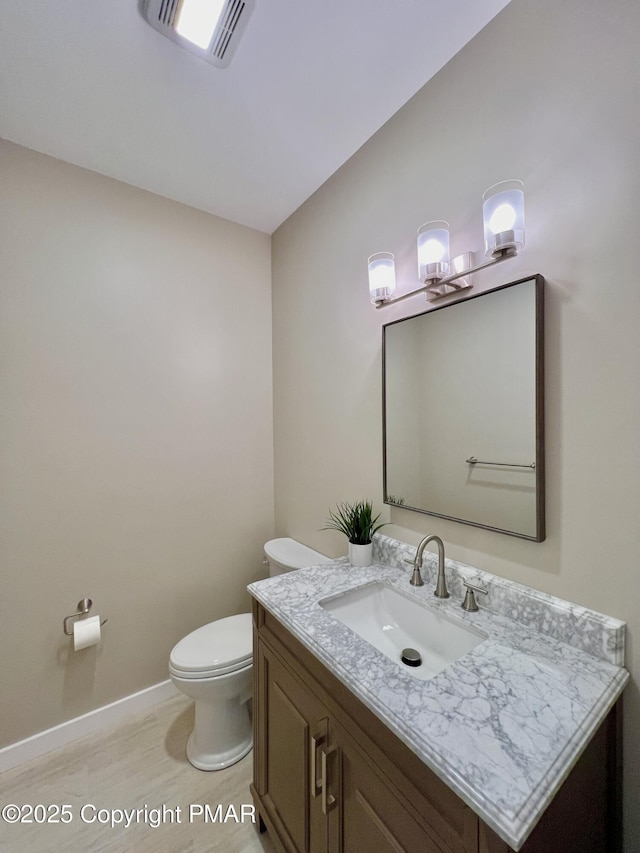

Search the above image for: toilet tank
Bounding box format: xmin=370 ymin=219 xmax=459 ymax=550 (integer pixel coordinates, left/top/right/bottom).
xmin=264 ymin=538 xmax=331 ymax=576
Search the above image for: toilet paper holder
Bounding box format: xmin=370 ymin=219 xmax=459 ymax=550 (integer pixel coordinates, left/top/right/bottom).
xmin=63 ymin=598 xmax=108 ymax=636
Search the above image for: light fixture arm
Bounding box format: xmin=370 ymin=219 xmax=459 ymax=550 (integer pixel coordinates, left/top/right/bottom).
xmin=374 ymin=246 xmax=516 ymax=309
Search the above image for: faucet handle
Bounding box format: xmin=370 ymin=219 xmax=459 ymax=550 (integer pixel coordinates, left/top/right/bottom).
xmin=404 ymin=559 xmax=424 ymax=586
xmin=409 ymin=566 xmax=424 ymax=586
xmin=461 ymin=579 xmax=488 ymax=612
xmin=404 ymin=554 xmax=424 ymax=586
xmin=404 ymin=557 xmax=424 ymax=585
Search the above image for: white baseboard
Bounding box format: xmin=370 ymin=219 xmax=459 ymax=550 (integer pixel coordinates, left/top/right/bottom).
xmin=0 ymin=680 xmax=178 ymax=773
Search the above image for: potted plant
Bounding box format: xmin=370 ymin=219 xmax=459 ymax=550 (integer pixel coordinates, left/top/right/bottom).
xmin=323 ymin=500 xmax=387 ymax=566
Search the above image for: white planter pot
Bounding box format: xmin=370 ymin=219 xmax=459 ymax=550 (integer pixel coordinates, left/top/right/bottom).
xmin=348 ymin=542 xmax=373 ymax=567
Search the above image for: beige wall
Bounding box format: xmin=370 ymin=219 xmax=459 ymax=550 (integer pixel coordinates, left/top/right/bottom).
xmin=272 ymin=0 xmax=640 ymax=846
xmin=0 ymin=140 xmax=274 ymax=746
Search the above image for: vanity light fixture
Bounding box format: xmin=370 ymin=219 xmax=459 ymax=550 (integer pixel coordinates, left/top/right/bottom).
xmin=370 ymin=180 xmax=525 ymax=307
xmin=483 ymin=179 xmax=525 ymax=257
xmin=417 ymin=221 xmax=450 ymax=283
xmin=368 ymin=252 xmax=397 ymax=303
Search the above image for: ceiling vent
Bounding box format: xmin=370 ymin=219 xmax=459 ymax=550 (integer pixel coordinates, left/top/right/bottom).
xmin=140 ymin=0 xmax=254 ymax=68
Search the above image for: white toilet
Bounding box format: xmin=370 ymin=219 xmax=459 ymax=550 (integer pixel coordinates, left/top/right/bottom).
xmin=169 ymin=538 xmax=330 ymax=770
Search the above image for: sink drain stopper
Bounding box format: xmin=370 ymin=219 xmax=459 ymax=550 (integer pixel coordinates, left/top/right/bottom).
xmin=401 ymin=647 xmax=422 ymax=667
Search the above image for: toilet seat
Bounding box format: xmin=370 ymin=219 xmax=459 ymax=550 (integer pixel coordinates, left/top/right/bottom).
xmin=169 ymin=613 xmax=252 ymax=680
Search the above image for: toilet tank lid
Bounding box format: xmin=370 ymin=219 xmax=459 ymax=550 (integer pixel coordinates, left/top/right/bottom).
xmin=264 ymin=537 xmax=331 ymax=570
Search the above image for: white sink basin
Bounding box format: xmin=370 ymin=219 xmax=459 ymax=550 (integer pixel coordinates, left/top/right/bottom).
xmin=321 ymin=582 xmax=487 ymax=681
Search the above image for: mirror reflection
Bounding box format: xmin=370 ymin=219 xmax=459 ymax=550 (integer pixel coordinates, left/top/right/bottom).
xmin=383 ymin=275 xmax=544 ymax=541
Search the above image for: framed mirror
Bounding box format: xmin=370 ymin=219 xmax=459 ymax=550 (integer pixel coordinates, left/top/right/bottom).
xmin=383 ymin=275 xmax=544 ymax=541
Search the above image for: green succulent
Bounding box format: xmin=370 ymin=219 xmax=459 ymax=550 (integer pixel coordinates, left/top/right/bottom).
xmin=322 ymin=500 xmax=387 ymax=545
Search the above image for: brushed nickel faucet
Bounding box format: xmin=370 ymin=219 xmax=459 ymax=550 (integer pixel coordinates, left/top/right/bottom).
xmin=407 ymin=535 xmax=449 ymax=598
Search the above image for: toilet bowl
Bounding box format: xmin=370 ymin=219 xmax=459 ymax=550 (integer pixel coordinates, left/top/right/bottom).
xmin=169 ymin=613 xmax=253 ymax=770
xmin=169 ymin=538 xmax=329 ymax=770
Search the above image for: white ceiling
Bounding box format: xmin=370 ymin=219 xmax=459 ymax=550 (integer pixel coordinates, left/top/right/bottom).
xmin=0 ymin=0 xmax=510 ymax=233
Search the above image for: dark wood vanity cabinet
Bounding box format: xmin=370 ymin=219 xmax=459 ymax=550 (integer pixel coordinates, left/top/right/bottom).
xmin=251 ymin=601 xmax=621 ymax=853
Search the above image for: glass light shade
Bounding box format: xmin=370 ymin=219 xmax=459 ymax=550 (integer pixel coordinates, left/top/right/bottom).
xmin=368 ymin=252 xmax=396 ymax=303
xmin=482 ymin=180 xmax=525 ymax=258
xmin=417 ymin=221 xmax=450 ymax=282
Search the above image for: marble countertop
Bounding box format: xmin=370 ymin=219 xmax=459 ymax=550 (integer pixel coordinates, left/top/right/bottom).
xmin=248 ymin=535 xmax=628 ymax=850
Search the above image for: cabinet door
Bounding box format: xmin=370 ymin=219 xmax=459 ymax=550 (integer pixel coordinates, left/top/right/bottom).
xmin=255 ymin=641 xmax=328 ymax=853
xmin=328 ymin=718 xmax=457 ymax=853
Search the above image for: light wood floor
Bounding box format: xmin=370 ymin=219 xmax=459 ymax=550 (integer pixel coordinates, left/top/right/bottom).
xmin=0 ymin=694 xmax=277 ymax=853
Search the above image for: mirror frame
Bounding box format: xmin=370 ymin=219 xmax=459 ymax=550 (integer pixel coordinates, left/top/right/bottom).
xmin=382 ymin=274 xmax=545 ymax=541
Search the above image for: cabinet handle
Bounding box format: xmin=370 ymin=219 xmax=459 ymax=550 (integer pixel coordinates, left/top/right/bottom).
xmin=310 ymin=733 xmax=325 ymax=798
xmin=321 ymin=745 xmax=337 ymax=815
